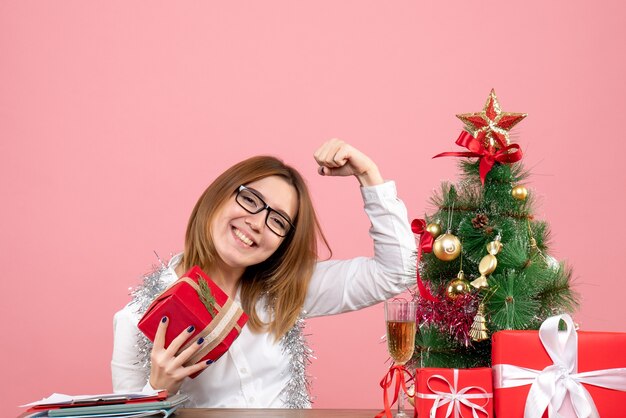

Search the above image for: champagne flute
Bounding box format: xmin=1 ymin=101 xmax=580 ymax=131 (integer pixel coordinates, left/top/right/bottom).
xmin=385 ymin=300 xmax=416 ymax=418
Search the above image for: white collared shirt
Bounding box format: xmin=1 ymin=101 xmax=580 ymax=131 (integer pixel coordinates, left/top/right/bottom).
xmin=111 ymin=181 xmax=416 ymax=407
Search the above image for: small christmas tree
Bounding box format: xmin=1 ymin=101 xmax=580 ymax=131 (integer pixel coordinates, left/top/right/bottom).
xmin=412 ymin=90 xmax=578 ymax=368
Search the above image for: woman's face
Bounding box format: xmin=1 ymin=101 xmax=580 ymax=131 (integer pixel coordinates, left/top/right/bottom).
xmin=210 ymin=175 xmax=298 ymax=275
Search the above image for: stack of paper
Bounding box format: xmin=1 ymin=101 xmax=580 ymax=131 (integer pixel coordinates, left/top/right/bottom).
xmin=19 ymin=391 xmax=188 ymax=418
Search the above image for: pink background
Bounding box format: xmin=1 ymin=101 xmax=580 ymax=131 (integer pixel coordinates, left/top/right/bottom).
xmin=2 ymin=1 xmax=625 ymax=415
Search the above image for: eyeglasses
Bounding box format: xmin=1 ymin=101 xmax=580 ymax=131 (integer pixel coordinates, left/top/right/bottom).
xmin=235 ymin=185 xmax=295 ymax=237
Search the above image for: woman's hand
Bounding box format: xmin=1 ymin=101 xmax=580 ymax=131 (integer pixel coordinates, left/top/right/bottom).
xmin=148 ymin=317 xmax=211 ymax=394
xmin=313 ymin=139 xmax=384 ymax=186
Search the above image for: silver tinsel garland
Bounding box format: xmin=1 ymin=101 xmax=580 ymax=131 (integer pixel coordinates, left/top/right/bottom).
xmin=128 ymin=255 xmax=171 ymax=384
xmin=128 ymin=254 xmax=314 ymax=408
xmin=279 ymin=314 xmax=315 ymax=408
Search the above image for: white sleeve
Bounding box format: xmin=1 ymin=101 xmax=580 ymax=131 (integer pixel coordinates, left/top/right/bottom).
xmin=303 ymin=181 xmax=417 ymax=318
xmin=111 ymin=307 xmax=153 ymax=393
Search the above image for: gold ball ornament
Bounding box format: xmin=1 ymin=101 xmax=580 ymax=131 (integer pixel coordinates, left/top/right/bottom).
xmin=433 ymin=233 xmax=462 ymax=261
xmin=426 ymin=222 xmax=442 ymax=239
xmin=512 ymin=185 xmax=528 ymax=201
xmin=446 ymin=272 xmax=471 ymax=299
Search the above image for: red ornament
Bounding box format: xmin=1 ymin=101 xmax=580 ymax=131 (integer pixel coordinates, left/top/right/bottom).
xmin=411 ymin=219 xmax=440 ymax=303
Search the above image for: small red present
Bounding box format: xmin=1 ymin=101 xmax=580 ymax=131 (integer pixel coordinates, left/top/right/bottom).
xmin=415 ymin=367 xmax=493 ymax=418
xmin=138 ymin=265 xmax=248 ymax=378
xmin=492 ymin=314 xmax=626 ymax=417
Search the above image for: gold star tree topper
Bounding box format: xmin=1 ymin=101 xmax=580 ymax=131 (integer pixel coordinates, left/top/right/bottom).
xmin=456 ymin=89 xmax=527 ymax=150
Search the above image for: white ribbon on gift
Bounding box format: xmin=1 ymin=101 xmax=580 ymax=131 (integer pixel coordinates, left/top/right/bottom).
xmin=493 ymin=314 xmax=626 ymax=418
xmin=416 ymin=368 xmax=492 ymax=418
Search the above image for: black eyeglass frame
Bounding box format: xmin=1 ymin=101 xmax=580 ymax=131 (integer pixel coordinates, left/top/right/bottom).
xmin=235 ymin=185 xmax=295 ymax=237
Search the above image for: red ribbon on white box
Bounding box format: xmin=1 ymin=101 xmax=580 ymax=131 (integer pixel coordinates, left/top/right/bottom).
xmin=416 ymin=369 xmax=492 ymax=418
xmin=493 ymin=314 xmax=626 ymax=418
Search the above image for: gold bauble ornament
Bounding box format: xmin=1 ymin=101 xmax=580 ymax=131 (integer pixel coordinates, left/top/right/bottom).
xmin=433 ymin=233 xmax=462 ymax=261
xmin=446 ymin=271 xmax=471 ymax=299
xmin=426 ymin=222 xmax=442 ymax=239
xmin=512 ymin=185 xmax=528 ymax=201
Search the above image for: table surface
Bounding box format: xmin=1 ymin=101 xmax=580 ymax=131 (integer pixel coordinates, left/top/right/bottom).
xmin=173 ymin=409 xmax=382 ymax=417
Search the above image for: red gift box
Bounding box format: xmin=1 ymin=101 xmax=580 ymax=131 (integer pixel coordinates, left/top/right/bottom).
xmin=415 ymin=367 xmax=493 ymax=418
xmin=492 ymin=314 xmax=626 ymax=417
xmin=138 ymin=266 xmax=248 ymax=378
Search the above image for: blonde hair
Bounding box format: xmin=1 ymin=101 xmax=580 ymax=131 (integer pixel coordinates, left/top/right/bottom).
xmin=181 ymin=156 xmax=329 ymax=339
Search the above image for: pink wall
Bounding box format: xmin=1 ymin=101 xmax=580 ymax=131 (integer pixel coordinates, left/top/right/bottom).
xmin=2 ymin=1 xmax=625 ymax=415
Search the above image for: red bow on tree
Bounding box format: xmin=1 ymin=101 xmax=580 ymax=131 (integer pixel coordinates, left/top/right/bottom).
xmin=411 ymin=219 xmax=440 ymax=303
xmin=434 ymin=131 xmax=523 ymax=184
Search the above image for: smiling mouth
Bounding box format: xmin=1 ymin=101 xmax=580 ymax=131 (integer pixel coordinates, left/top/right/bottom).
xmin=233 ymin=227 xmax=255 ymax=247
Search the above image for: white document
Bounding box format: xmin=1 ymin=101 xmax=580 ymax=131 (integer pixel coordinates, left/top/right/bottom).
xmin=21 ymin=391 xmax=161 ymax=407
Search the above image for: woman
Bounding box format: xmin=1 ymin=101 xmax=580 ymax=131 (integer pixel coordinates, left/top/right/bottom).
xmin=112 ymin=139 xmax=416 ymax=408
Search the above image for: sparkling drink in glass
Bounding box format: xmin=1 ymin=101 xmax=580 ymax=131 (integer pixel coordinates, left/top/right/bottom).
xmin=384 ymin=300 xmax=416 ymax=418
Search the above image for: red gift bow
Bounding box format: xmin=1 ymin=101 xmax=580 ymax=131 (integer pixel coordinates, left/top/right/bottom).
xmin=411 ymin=219 xmax=440 ymax=302
xmin=376 ymin=365 xmax=417 ymax=418
xmin=416 ymin=369 xmax=492 ymax=418
xmin=433 ymin=131 xmax=523 ymax=184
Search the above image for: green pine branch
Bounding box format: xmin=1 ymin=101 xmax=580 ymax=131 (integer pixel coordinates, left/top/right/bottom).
xmin=488 ymin=270 xmax=541 ymax=331
xmin=414 ymin=325 xmax=492 ymax=368
xmin=198 ymin=278 xmax=217 ymax=317
xmin=536 ymin=264 xmax=578 ymax=317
